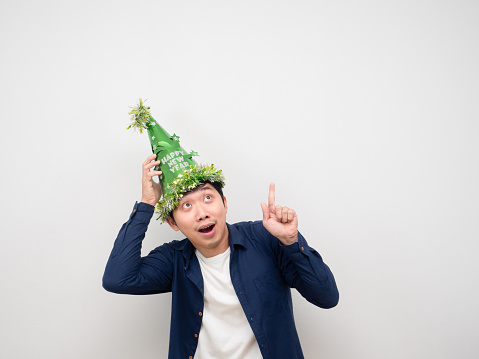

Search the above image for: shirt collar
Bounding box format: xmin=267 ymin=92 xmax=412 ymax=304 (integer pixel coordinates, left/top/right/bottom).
xmin=226 ymin=222 xmax=247 ymax=249
xmin=170 ymin=238 xmax=195 ymax=261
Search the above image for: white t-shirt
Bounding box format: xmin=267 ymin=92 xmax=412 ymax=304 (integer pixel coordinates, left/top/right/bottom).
xmin=194 ymin=247 xmax=262 ymax=359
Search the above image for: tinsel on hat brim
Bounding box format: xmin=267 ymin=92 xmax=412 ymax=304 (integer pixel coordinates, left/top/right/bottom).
xmin=155 ymin=164 xmax=225 ymax=222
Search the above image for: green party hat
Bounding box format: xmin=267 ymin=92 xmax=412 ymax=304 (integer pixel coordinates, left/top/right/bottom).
xmin=127 ymin=99 xmax=225 ymax=222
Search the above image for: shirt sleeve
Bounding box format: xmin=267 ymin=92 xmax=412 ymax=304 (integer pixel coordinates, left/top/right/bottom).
xmin=102 ymin=202 xmax=174 ymax=295
xmin=273 ymin=230 xmax=339 ymax=309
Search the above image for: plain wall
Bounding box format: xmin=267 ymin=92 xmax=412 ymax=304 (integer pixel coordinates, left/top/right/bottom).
xmin=1 ymin=0 xmax=478 ymax=358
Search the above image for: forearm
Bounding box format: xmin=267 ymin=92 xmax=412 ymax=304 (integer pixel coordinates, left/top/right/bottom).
xmin=280 ymin=233 xmax=339 ymax=309
xmin=102 ymin=202 xmax=163 ymax=294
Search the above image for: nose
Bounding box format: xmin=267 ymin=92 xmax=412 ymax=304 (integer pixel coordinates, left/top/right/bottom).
xmin=195 ymin=203 xmax=209 ymax=221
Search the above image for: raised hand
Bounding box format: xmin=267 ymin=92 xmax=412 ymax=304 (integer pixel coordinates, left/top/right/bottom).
xmin=141 ymin=153 xmax=163 ymax=206
xmin=260 ymin=183 xmax=298 ymax=245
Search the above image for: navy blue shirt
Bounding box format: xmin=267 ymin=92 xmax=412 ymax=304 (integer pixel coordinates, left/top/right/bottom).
xmin=103 ymin=202 xmax=339 ymax=359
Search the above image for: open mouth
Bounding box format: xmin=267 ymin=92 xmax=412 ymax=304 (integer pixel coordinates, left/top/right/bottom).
xmin=198 ymin=224 xmax=215 ymax=234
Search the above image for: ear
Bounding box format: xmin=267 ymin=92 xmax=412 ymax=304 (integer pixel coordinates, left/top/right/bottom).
xmin=166 ymin=216 xmax=180 ymax=231
xmin=223 ymin=196 xmax=228 ymax=214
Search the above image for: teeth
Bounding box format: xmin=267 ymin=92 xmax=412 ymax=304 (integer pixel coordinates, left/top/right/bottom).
xmin=199 ymin=224 xmax=214 ymax=232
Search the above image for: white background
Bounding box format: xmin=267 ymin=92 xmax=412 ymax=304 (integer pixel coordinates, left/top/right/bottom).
xmin=1 ymin=0 xmax=478 ymax=358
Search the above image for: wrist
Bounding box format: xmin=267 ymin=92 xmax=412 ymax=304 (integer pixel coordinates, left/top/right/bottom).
xmin=141 ymin=198 xmax=157 ymax=207
xmin=278 ymin=234 xmax=298 ymax=246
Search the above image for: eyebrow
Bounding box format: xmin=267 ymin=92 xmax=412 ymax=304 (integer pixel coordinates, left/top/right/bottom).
xmin=179 ymin=185 xmax=213 ymax=204
xmin=199 ymin=185 xmax=214 ymax=191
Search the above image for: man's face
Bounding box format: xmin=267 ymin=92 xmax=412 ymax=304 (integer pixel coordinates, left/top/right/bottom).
xmin=166 ymin=184 xmax=229 ymax=257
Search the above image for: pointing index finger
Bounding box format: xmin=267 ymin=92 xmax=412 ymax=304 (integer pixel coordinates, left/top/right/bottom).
xmin=268 ymin=183 xmax=275 ymax=211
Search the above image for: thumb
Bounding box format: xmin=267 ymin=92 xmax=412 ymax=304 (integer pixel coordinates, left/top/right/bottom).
xmin=260 ymin=202 xmax=269 ymax=222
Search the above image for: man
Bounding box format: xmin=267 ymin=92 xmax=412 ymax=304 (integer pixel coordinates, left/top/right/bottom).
xmin=103 ymin=154 xmax=339 ymax=359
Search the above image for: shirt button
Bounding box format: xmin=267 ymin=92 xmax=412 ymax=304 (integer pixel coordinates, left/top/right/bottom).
xmin=184 ymin=266 xmax=187 ymax=271
xmin=189 ymin=356 xmax=193 ymax=359
xmin=194 ymin=334 xmax=198 ymax=338
xmin=301 ymin=246 xmax=304 ymax=251
xmin=199 ymin=312 xmax=203 ymax=316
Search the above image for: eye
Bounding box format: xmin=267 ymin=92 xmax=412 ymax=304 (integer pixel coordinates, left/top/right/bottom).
xmin=205 ymin=195 xmax=212 ymax=201
xmin=183 ymin=202 xmax=192 ymax=209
